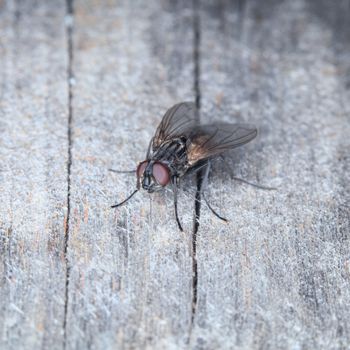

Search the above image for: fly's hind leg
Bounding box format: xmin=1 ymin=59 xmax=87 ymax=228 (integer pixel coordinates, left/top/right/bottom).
xmin=200 ymin=160 xmax=228 ymax=223
xmin=218 ymin=154 xmax=276 ymax=191
xmin=202 ymin=192 xmax=228 ymax=222
xmin=231 ymin=176 xmax=276 ymax=190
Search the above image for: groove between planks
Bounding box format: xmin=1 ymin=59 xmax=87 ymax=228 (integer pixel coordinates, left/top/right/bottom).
xmin=63 ymin=0 xmax=74 ymax=347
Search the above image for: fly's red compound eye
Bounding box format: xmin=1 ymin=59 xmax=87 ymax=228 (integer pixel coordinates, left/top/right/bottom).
xmin=153 ymin=162 xmax=170 ymax=186
xmin=137 ymin=161 xmax=148 ymax=179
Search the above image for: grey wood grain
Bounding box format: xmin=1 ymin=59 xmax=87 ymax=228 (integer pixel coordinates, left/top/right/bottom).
xmin=0 ymin=1 xmax=69 ymax=349
xmin=64 ymin=0 xmax=195 ymax=348
xmin=1 ymin=0 xmax=349 ymax=349
xmin=191 ymin=0 xmax=350 ymax=349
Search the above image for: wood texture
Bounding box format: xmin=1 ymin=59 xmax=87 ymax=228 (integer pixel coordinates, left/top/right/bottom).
xmin=0 ymin=1 xmax=69 ymax=349
xmin=1 ymin=0 xmax=349 ymax=349
xmin=64 ymin=0 xmax=195 ymax=348
xmin=192 ymin=0 xmax=350 ymax=349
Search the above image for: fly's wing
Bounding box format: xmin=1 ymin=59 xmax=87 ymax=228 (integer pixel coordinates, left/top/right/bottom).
xmin=152 ymin=102 xmax=198 ymax=149
xmin=187 ymin=123 xmax=257 ymax=165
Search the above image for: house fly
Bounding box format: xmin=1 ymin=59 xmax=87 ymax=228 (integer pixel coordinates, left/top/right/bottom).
xmin=111 ymin=102 xmax=270 ymax=231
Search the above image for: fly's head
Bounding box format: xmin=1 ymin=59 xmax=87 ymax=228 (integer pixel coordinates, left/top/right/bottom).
xmin=136 ymin=160 xmax=170 ymax=193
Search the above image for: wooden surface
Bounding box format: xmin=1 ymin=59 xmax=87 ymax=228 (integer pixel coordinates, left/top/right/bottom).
xmin=0 ymin=1 xmax=68 ymax=349
xmin=0 ymin=0 xmax=349 ymax=349
xmin=65 ymin=0 xmax=195 ymax=348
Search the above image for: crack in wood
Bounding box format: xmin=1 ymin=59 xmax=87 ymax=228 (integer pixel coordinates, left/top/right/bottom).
xmin=189 ymin=0 xmax=201 ymax=341
xmin=63 ymin=0 xmax=74 ymax=348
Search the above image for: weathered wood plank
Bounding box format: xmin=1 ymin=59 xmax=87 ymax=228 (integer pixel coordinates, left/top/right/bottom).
xmin=0 ymin=1 xmax=69 ymax=349
xmin=191 ymin=0 xmax=350 ymax=349
xmin=1 ymin=0 xmax=349 ymax=348
xmin=65 ymin=0 xmax=195 ymax=348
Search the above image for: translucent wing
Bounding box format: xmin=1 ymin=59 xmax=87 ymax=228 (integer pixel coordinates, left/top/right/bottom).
xmin=152 ymin=102 xmax=198 ymax=149
xmin=187 ymin=123 xmax=257 ymax=165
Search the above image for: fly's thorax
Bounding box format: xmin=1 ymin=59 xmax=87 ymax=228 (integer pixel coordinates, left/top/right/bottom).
xmin=152 ymin=138 xmax=189 ymax=172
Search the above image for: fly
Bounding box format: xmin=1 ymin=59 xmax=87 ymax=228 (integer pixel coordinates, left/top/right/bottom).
xmin=111 ymin=102 xmax=274 ymax=231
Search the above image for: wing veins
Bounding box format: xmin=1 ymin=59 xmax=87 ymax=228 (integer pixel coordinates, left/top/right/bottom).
xmin=207 ymin=131 xmax=256 ymax=151
xmin=199 ymin=128 xmax=219 ymax=148
xmin=164 ymin=103 xmax=184 ymax=130
xmin=166 ymin=118 xmax=193 ymax=136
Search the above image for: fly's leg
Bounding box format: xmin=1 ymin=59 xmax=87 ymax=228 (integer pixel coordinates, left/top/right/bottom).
xmin=218 ymin=154 xmax=276 ymax=191
xmin=202 ymin=192 xmax=228 ymax=222
xmin=201 ymin=161 xmax=228 ymax=222
xmin=231 ymin=176 xmax=276 ymax=190
xmin=111 ymin=189 xmax=139 ymax=208
xmin=108 ymin=169 xmax=136 ymax=174
xmin=171 ymin=176 xmax=183 ymax=232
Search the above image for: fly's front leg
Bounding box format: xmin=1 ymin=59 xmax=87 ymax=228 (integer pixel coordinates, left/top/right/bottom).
xmin=109 ymin=169 xmax=136 ymax=174
xmin=201 ymin=160 xmax=228 ymax=222
xmin=171 ymin=175 xmax=183 ymax=232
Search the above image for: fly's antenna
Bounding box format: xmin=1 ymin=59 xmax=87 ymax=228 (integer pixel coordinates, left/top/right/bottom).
xmin=111 ymin=189 xmax=139 ymax=208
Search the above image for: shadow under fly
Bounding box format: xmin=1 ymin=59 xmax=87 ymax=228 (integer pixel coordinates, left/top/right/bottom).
xmin=111 ymin=102 xmax=275 ymax=231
